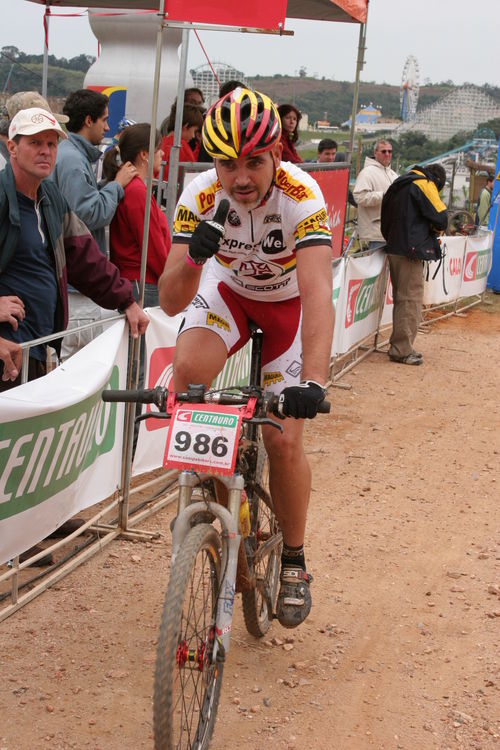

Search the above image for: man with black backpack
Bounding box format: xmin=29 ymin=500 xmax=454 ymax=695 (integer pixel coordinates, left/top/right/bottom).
xmin=381 ymin=163 xmax=448 ymax=366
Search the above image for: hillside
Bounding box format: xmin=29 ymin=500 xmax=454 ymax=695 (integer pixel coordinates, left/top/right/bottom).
xmin=2 ymin=44 xmax=500 ymax=128
xmin=0 ymin=47 xmax=91 ymax=97
xmin=247 ymin=75 xmax=500 ymax=126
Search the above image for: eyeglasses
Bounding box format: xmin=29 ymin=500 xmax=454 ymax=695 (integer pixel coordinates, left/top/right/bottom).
xmin=379 ymin=149 xmax=392 ymax=154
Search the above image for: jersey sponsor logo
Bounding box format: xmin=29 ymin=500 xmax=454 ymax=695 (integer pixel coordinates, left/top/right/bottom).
xmin=286 ymin=360 xmax=302 ymax=379
xmin=275 ymin=168 xmax=314 ymax=202
xmin=238 ymin=258 xmax=281 ymax=280
xmin=464 ymin=249 xmax=489 ymax=281
xmin=206 ymin=312 xmax=230 ymax=331
xmin=221 ymin=237 xmax=253 ymax=253
xmin=192 ymin=294 xmax=209 ymax=309
xmin=233 ymin=277 xmax=291 ymax=292
xmin=227 ymin=209 xmax=241 ymax=227
xmin=345 ymin=274 xmax=384 ymax=328
xmin=194 ymin=180 xmax=220 ymax=215
xmin=263 ymin=213 xmax=282 ymax=224
xmin=295 ymin=208 xmax=329 ymax=240
xmin=173 ymin=205 xmax=200 ymax=234
xmin=261 ymin=229 xmax=286 ymax=254
xmin=263 ymin=370 xmax=284 ymax=386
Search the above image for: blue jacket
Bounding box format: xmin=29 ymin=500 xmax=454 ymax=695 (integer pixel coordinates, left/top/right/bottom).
xmin=0 ymin=163 xmax=134 ymax=353
xmin=52 ymin=133 xmax=124 ymax=255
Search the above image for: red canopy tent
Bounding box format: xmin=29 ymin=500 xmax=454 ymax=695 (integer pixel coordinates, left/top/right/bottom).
xmin=28 ymin=0 xmax=367 ymax=23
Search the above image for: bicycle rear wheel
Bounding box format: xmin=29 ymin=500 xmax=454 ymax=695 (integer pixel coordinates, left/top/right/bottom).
xmin=242 ymin=441 xmax=282 ymax=638
xmin=154 ymin=524 xmax=223 ymax=750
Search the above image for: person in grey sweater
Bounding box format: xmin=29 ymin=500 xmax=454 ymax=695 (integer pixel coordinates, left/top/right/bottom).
xmin=53 ymin=89 xmax=136 ymax=254
xmin=51 ymin=89 xmax=137 ymax=358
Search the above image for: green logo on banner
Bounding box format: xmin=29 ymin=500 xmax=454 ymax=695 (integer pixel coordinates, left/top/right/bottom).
xmin=0 ymin=367 xmax=120 ymax=521
xmin=192 ymin=411 xmax=238 ymax=428
xmin=353 ymin=274 xmax=384 ymax=325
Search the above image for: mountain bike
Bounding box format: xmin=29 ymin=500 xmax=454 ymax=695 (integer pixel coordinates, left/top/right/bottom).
xmin=102 ymin=327 xmax=329 ymax=750
xmin=447 ymin=209 xmax=476 ymax=236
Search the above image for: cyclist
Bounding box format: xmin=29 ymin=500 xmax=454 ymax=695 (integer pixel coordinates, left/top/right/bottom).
xmin=158 ymin=87 xmax=334 ymax=628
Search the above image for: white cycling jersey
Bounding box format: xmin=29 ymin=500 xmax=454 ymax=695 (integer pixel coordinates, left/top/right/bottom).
xmin=172 ymin=161 xmax=332 ymax=302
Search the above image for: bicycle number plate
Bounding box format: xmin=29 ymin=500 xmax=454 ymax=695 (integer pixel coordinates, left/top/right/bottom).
xmin=164 ymin=404 xmax=242 ymax=475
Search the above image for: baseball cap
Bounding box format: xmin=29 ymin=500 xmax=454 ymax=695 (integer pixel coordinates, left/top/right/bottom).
xmin=6 ymin=91 xmax=69 ymax=124
xmin=8 ymin=108 xmax=68 ymax=140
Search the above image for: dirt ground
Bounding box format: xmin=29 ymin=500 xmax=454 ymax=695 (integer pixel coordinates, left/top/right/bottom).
xmin=1 ymin=299 xmax=499 ymax=750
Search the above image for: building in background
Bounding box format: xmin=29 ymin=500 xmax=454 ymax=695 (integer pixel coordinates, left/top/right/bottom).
xmin=190 ymin=62 xmax=247 ymax=105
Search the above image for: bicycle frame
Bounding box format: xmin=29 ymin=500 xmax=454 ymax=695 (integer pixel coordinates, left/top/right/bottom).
xmin=170 ymin=469 xmax=244 ymax=656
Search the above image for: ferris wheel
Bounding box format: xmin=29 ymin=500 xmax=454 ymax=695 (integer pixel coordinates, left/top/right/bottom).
xmin=400 ymin=55 xmax=420 ymax=122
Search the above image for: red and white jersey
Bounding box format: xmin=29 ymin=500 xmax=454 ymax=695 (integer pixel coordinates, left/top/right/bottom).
xmin=172 ymin=162 xmax=332 ymax=301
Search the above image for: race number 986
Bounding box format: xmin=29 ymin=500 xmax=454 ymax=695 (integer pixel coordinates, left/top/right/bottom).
xmin=174 ymin=430 xmax=229 ymax=457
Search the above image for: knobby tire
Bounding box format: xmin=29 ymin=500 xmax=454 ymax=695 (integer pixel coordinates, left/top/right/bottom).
xmin=154 ymin=524 xmax=223 ymax=750
xmin=242 ymin=441 xmax=282 ymax=638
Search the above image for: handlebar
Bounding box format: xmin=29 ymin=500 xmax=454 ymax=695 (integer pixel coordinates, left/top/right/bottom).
xmin=102 ymin=385 xmax=330 ymax=417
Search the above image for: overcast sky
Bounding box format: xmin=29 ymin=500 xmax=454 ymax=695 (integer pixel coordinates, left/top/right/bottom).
xmin=2 ymin=1 xmax=499 ymax=88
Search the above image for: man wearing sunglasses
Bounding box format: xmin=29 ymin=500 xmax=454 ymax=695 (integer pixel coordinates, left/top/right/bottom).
xmin=353 ymin=139 xmax=397 ymax=250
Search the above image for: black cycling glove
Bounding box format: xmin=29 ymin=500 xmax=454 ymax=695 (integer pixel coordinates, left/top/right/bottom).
xmin=278 ymin=380 xmax=327 ymax=419
xmin=187 ymin=199 xmax=230 ymax=265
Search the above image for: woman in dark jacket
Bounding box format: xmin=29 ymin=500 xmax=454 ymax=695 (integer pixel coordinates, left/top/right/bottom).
xmin=278 ymin=103 xmax=302 ymax=164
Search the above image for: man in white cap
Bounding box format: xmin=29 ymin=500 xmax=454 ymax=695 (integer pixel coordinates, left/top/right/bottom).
xmin=0 ymin=107 xmax=149 ymax=388
xmin=1 ymin=90 xmax=68 ymax=172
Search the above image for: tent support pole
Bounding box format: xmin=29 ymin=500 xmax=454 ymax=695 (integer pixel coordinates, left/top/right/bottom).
xmin=42 ymin=2 xmax=50 ymax=98
xmin=348 ymin=16 xmax=368 ymax=161
xmin=165 ymin=27 xmax=190 ymax=233
xmin=118 ymin=0 xmax=166 ymax=532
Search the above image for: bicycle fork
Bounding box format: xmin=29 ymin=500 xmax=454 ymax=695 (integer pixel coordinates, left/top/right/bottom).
xmin=170 ymin=470 xmax=245 ymax=657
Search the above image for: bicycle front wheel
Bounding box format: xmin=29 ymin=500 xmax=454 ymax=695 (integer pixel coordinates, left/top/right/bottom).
xmin=242 ymin=442 xmax=282 ymax=638
xmin=154 ymin=524 xmax=223 ymax=750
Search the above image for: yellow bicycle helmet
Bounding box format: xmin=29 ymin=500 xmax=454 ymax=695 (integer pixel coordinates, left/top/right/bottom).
xmin=202 ymin=87 xmax=281 ymax=160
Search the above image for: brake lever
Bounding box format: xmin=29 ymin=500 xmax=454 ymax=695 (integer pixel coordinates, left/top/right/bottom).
xmin=250 ymin=416 xmax=283 ymax=432
xmin=135 ymin=413 xmax=171 ymax=424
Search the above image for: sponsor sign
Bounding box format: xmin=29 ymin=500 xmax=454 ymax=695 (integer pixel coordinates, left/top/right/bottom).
xmin=423 ymin=236 xmax=466 ymax=305
xmin=461 ymin=232 xmax=493 ymax=297
xmin=0 ymin=371 xmax=117 ymax=519
xmin=164 ymin=404 xmax=242 ymax=476
xmin=335 ymin=249 xmax=386 ymax=354
xmin=345 ymin=273 xmax=385 ymax=328
xmin=132 ymin=308 xmax=251 ymax=476
xmin=163 ymin=0 xmax=287 ymax=28
xmin=0 ymin=322 xmax=128 ymax=564
xmin=309 ymin=168 xmax=349 ymax=258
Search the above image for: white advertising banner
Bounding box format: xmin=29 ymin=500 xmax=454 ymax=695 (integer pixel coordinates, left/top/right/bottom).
xmin=423 ymin=236 xmax=466 ymax=305
xmin=0 ymin=322 xmax=129 ymax=564
xmin=335 ymin=249 xmax=387 ymax=355
xmin=460 ymin=231 xmax=493 ymax=297
xmin=132 ymin=308 xmax=252 ymax=476
xmin=132 ymin=308 xmax=181 ymax=476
